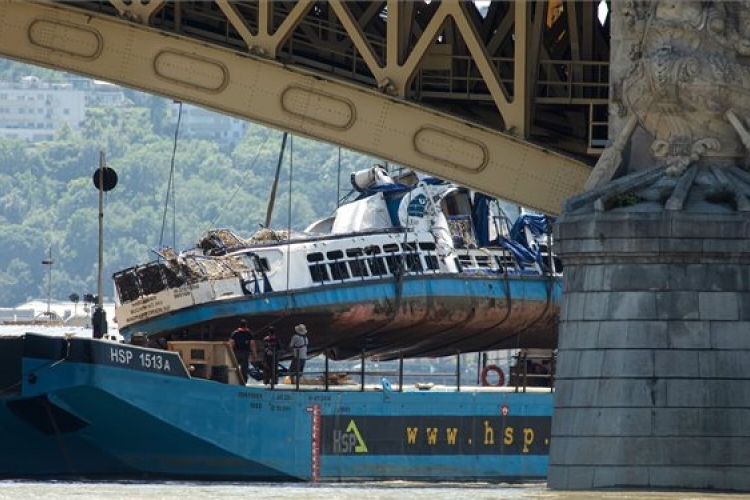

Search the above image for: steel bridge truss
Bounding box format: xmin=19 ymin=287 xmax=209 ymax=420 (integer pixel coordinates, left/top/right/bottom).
xmin=0 ymin=1 xmax=610 ymax=214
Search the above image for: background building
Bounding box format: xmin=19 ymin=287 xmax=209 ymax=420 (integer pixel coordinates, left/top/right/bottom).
xmin=170 ymin=103 xmax=247 ymax=143
xmin=0 ymin=75 xmax=86 ymax=142
xmin=0 ymin=74 xmax=246 ymax=144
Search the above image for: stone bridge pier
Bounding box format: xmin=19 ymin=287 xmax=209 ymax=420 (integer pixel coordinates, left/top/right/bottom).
xmin=550 ymin=208 xmax=750 ymax=490
xmin=549 ymin=1 xmax=750 ymax=491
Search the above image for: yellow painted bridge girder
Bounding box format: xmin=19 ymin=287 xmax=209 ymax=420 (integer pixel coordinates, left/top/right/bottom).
xmin=0 ymin=1 xmax=593 ymax=215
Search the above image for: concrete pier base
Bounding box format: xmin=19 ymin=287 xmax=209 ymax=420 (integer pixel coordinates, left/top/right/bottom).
xmin=549 ymin=211 xmax=750 ymax=491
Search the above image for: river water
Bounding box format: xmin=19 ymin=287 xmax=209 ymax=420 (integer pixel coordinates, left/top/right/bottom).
xmin=0 ymin=481 xmax=747 ymax=500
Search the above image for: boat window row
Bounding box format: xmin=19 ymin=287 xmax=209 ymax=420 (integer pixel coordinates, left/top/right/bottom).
xmin=306 ymin=241 xmax=439 ymax=283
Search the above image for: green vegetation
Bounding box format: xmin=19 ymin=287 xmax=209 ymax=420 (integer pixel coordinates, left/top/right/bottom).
xmin=0 ymin=94 xmax=379 ymax=306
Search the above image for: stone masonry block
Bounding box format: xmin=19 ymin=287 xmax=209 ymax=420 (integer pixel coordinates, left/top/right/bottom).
xmin=597 ymin=320 xmax=668 ymax=348
xmin=577 ymin=350 xmax=605 ymax=377
xmin=608 ymin=264 xmax=669 ymax=291
xmin=699 ymin=292 xmax=739 ymax=320
xmin=667 ymin=263 xmax=707 ymax=291
xmin=554 ymin=378 xmax=665 ymax=408
xmin=593 ymin=215 xmax=669 ymax=240
xmin=620 ymin=217 xmax=671 ymax=238
xmin=547 ymin=465 xmax=595 ymax=490
xmin=553 ymin=436 xmax=750 ymax=467
xmin=561 ymin=265 xmax=584 ymax=292
xmin=666 ymin=380 xmax=750 ymax=407
xmin=554 ymin=350 xmax=580 ymax=378
xmin=650 ymin=466 xmax=750 ymax=491
xmin=654 ymin=408 xmax=750 ymax=437
xmin=583 ymin=292 xmax=610 ymax=321
xmin=553 ymin=407 xmax=653 ymax=436
xmin=703 ymin=264 xmax=750 ymax=292
xmin=603 ymin=237 xmax=661 ymax=254
xmin=561 ymin=292 xmax=585 ymax=321
xmin=656 ymin=291 xmax=699 ymax=320
xmin=670 ymin=217 xmax=712 ymax=238
xmin=550 ymin=436 xmax=659 ymax=465
xmin=560 ymin=293 xmax=571 ymax=321
xmin=556 ymin=216 xmax=599 ymax=239
xmin=666 ymin=321 xmax=711 ymax=349
xmin=654 ymin=349 xmax=699 ymax=377
xmin=583 ymin=265 xmax=607 ymax=291
xmin=605 ymin=349 xmax=654 ymax=377
xmin=557 ymin=321 xmax=600 ymax=349
xmin=607 ymin=291 xmax=657 ymax=320
xmin=703 ymin=238 xmax=749 ymax=254
xmin=660 ymin=238 xmax=705 ymax=255
xmin=711 ymin=321 xmax=750 ymax=349
xmin=737 ymin=292 xmax=750 ymax=320
xmin=656 ymin=437 xmax=750 ymax=465
xmin=591 ymin=466 xmax=650 ymax=488
xmin=698 ymin=350 xmax=750 ymax=379
xmin=671 ymin=214 xmax=749 ymax=239
xmin=558 ymin=238 xmax=605 ymax=256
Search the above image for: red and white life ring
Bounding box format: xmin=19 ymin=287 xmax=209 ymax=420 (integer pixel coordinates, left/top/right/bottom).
xmin=481 ymin=365 xmax=505 ymax=387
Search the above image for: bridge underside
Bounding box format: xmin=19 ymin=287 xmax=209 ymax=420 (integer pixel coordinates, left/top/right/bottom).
xmin=0 ymin=1 xmax=608 ymax=214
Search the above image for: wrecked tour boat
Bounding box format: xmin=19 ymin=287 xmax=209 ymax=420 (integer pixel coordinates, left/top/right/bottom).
xmin=113 ymin=166 xmax=562 ymax=360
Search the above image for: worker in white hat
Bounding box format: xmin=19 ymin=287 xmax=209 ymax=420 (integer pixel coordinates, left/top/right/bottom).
xmin=289 ymin=323 xmax=309 ymax=383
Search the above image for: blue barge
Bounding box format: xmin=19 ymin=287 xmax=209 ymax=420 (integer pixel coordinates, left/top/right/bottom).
xmin=0 ymin=333 xmax=552 ymax=481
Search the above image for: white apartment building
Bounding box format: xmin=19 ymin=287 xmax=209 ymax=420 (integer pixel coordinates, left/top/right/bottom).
xmin=89 ymin=81 xmax=129 ymax=107
xmin=0 ymin=75 xmax=86 ymax=142
xmin=170 ymin=103 xmax=247 ymax=143
xmin=0 ymin=75 xmax=246 ymax=144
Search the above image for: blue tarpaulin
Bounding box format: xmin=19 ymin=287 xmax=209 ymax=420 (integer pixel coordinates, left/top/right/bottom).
xmin=471 ymin=193 xmax=492 ymax=247
xmin=509 ymin=214 xmax=550 ymax=249
xmin=498 ymin=237 xmax=539 ymax=266
xmin=502 ymin=214 xmax=553 ymax=267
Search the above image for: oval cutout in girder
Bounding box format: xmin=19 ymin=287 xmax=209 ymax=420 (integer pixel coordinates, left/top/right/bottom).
xmin=28 ymin=19 xmax=103 ymax=60
xmin=281 ymin=86 xmax=356 ymax=130
xmin=153 ymin=50 xmax=229 ymax=93
xmin=414 ymin=126 xmax=488 ymax=172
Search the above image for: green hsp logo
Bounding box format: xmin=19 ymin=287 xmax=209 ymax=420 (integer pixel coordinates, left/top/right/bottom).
xmin=332 ymin=419 xmax=368 ymax=454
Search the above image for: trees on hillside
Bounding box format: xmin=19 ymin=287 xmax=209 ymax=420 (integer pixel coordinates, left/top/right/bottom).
xmin=0 ymin=104 xmax=378 ymax=305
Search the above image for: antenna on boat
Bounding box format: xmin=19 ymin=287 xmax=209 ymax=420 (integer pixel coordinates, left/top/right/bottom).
xmin=265 ymin=131 xmax=288 ymax=228
xmin=92 ymin=150 xmax=117 ymax=339
xmin=336 ymin=146 xmax=342 ymax=208
xmin=41 ymin=246 xmax=53 ymax=316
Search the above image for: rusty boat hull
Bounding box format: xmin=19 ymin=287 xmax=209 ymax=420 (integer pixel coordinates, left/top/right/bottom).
xmin=118 ymin=273 xmax=560 ymax=360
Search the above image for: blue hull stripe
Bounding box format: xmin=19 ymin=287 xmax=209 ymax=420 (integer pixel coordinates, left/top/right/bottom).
xmin=122 ymin=275 xmax=561 ymax=337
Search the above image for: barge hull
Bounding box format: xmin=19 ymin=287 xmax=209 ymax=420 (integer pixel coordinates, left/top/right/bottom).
xmin=0 ymin=334 xmax=552 ymax=481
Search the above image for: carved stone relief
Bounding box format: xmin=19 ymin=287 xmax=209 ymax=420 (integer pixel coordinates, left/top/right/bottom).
xmin=579 ymin=1 xmax=750 ymax=214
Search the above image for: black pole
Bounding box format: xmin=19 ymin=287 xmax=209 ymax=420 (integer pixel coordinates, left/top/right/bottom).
xmin=325 ymin=354 xmax=330 ymax=392
xmin=360 ymin=350 xmax=366 ymax=392
xmin=456 ymin=351 xmax=461 ymax=392
xmin=270 ymin=343 xmax=276 ymax=390
xmin=398 ymin=352 xmax=404 ymax=392
xmin=265 ymin=132 xmax=288 ymax=228
xmin=95 ymin=151 xmax=107 ymax=339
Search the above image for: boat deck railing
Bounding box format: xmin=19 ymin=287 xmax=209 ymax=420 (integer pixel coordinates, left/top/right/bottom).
xmin=166 ymin=340 xmax=555 ymax=393
xmin=249 ymin=379 xmax=553 ymax=393
xmin=251 ymin=349 xmax=556 ymax=393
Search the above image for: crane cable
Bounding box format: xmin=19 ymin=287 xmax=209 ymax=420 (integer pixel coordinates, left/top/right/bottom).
xmin=159 ymin=101 xmax=182 ymax=251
